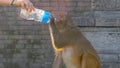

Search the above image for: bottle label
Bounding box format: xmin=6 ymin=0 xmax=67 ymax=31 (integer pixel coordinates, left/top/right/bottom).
xmin=35 ymin=9 xmax=45 ymax=22
xmin=35 ymin=9 xmax=51 ymax=23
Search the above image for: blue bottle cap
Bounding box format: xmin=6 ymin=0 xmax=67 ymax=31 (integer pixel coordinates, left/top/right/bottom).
xmin=42 ymin=11 xmax=51 ymax=23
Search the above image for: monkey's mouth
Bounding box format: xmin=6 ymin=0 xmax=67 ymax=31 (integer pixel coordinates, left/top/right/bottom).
xmin=53 ymin=16 xmax=64 ymax=23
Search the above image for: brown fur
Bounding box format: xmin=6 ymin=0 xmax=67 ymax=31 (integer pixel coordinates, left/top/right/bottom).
xmin=49 ymin=14 xmax=101 ymax=68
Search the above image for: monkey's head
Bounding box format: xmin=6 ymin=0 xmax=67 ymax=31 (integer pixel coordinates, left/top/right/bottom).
xmin=50 ymin=13 xmax=75 ymax=31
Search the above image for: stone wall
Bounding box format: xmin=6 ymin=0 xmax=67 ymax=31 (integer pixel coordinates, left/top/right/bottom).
xmin=0 ymin=0 xmax=119 ymax=68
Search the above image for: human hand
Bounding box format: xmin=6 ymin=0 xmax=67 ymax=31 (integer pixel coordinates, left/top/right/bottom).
xmin=13 ymin=0 xmax=34 ymax=12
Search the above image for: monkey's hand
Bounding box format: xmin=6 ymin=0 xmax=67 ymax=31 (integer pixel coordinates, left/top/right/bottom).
xmin=49 ymin=15 xmax=55 ymax=24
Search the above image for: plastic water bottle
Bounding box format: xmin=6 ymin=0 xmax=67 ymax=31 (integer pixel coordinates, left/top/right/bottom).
xmin=20 ymin=8 xmax=51 ymax=23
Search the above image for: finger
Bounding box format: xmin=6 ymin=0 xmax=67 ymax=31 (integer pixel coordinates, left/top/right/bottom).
xmin=24 ymin=4 xmax=30 ymax=11
xmin=22 ymin=0 xmax=29 ymax=10
xmin=30 ymin=3 xmax=35 ymax=10
xmin=30 ymin=4 xmax=35 ymax=12
xmin=27 ymin=3 xmax=35 ymax=12
xmin=21 ymin=0 xmax=35 ymax=12
xmin=20 ymin=2 xmax=25 ymax=9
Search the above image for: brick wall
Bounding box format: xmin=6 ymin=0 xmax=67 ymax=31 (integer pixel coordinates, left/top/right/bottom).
xmin=0 ymin=0 xmax=119 ymax=68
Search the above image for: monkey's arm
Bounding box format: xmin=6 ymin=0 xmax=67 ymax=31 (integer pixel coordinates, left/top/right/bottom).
xmin=53 ymin=51 xmax=63 ymax=68
xmin=49 ymin=16 xmax=59 ymax=38
xmin=49 ymin=16 xmax=65 ymax=49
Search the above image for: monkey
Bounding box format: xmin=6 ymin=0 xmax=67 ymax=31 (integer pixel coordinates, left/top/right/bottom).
xmin=48 ymin=14 xmax=101 ymax=68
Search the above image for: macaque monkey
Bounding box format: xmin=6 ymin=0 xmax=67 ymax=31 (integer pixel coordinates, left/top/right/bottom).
xmin=49 ymin=14 xmax=101 ymax=68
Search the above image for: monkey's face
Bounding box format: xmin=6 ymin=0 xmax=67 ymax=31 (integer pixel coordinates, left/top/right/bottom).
xmin=54 ymin=14 xmax=73 ymax=31
xmin=55 ymin=19 xmax=67 ymax=30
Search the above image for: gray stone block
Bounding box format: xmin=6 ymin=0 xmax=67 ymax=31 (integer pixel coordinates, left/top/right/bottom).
xmin=99 ymin=54 xmax=119 ymax=62
xmin=0 ymin=58 xmax=5 ymax=63
xmin=101 ymin=63 xmax=119 ymax=68
xmin=118 ymin=54 xmax=120 ymax=62
xmin=16 ymin=44 xmax=24 ymax=49
xmin=80 ymin=27 xmax=120 ymax=32
xmin=0 ymin=63 xmax=4 ymax=68
xmin=29 ymin=63 xmax=44 ymax=68
xmin=72 ymin=12 xmax=95 ymax=26
xmin=80 ymin=27 xmax=120 ymax=54
xmin=95 ymin=11 xmax=120 ymax=26
xmin=116 ymin=0 xmax=120 ymax=10
xmin=13 ymin=54 xmax=27 ymax=58
xmin=93 ymin=0 xmax=116 ymax=10
xmin=0 ymin=45 xmax=5 ymax=49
